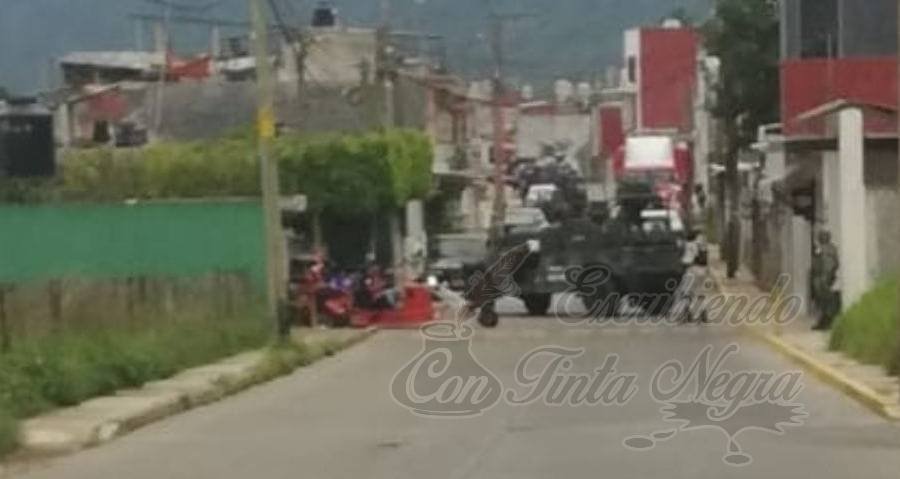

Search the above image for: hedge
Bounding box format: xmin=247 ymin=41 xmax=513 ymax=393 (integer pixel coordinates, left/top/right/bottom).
xmin=1 ymin=129 xmax=434 ymax=215
xmin=830 ymin=277 xmax=899 ymax=374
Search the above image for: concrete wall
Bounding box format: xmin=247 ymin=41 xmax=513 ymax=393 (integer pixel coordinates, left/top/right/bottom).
xmin=516 ymin=112 xmax=591 ymax=171
xmin=152 ymin=81 xmax=381 ymax=141
xmin=866 ymin=188 xmax=900 ymax=281
xmin=280 ymin=28 xmax=377 ymax=87
xmin=864 ymin=150 xmax=900 ymax=280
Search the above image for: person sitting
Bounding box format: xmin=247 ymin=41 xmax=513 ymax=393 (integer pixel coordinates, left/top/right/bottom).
xmin=361 ymin=263 xmax=398 ymax=309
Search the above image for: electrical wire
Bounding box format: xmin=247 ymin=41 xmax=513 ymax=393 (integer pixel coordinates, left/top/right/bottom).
xmin=264 ymin=0 xmax=367 ymax=130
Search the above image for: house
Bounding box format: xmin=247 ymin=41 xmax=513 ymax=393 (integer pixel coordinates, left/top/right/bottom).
xmin=60 ymin=51 xmax=165 ymax=88
xmin=517 ymin=88 xmax=593 ymax=175
xmin=753 ymin=0 xmax=900 ymax=311
xmin=620 ymin=20 xmax=699 ymax=135
xmin=594 ymin=19 xmax=713 ymax=209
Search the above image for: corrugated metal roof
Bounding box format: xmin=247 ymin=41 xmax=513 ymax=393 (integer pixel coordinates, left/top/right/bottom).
xmin=60 ymin=51 xmax=164 ymax=71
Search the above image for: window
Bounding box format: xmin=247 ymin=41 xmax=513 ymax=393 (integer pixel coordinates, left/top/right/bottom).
xmin=627 ymin=56 xmax=637 ymax=83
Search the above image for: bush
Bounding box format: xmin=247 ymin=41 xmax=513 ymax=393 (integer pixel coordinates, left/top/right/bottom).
xmin=830 ymin=277 xmax=899 ymax=374
xmin=0 ymin=408 xmax=17 ymax=458
xmin=51 ymin=129 xmax=433 ymax=213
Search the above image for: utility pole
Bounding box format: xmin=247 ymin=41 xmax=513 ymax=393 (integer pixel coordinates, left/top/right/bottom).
xmin=486 ymin=11 xmax=532 ymax=242
xmin=894 ymin=0 xmax=900 ymax=387
xmin=267 ymin=0 xmax=306 ymax=97
xmin=724 ymin=123 xmax=740 ymax=278
xmin=488 ymin=13 xmax=507 ymax=243
xmin=249 ymin=0 xmax=288 ymax=335
xmin=377 ymin=0 xmax=405 ymax=285
xmin=142 ymin=0 xmax=219 ymax=133
xmin=153 ymin=3 xmax=171 ymax=134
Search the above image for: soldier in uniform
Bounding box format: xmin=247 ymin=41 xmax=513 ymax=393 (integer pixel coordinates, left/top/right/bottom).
xmin=811 ymin=230 xmax=841 ymax=331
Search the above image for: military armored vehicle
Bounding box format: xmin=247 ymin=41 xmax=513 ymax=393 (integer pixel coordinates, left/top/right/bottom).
xmin=479 ymin=174 xmax=685 ymax=321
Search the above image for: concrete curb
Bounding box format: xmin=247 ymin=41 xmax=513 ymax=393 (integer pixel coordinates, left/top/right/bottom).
xmin=743 ymin=326 xmax=900 ymax=421
xmin=705 ymin=245 xmax=900 ymax=421
xmin=15 ymin=328 xmax=378 ymax=459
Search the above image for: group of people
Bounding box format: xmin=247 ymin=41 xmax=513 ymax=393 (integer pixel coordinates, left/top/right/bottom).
xmin=292 ymin=254 xmax=401 ymax=326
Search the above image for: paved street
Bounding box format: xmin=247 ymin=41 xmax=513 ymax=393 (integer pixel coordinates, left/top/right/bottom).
xmin=6 ymin=298 xmax=900 ymax=479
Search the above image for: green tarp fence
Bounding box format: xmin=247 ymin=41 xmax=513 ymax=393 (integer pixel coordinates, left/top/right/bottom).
xmin=0 ymin=200 xmax=265 ymax=286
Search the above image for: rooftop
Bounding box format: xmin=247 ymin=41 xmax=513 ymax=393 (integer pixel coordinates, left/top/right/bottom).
xmin=60 ymin=51 xmax=165 ymax=71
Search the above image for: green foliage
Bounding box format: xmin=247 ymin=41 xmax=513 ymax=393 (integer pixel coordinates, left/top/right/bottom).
xmin=384 ymin=130 xmax=434 ymax=208
xmin=0 ymin=408 xmax=16 ymax=458
xmin=61 ymin=140 xmax=259 ymax=201
xmin=51 ymin=129 xmax=433 ymax=217
xmin=703 ymin=0 xmax=780 ymax=151
xmin=279 ymin=133 xmax=391 ymax=216
xmin=830 ymin=277 xmax=899 ymax=374
xmin=0 ymin=311 xmax=269 ymax=423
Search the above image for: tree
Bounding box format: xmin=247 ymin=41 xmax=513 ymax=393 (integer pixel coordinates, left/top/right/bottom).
xmin=704 ymin=0 xmax=780 ymax=149
xmin=703 ymin=0 xmax=780 ymax=277
xmin=0 ymin=87 xmax=8 ymax=101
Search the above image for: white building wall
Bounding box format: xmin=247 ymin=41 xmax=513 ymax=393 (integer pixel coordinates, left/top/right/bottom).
xmin=836 ymin=108 xmax=869 ymax=308
xmin=294 ymin=28 xmax=377 ymax=87
xmin=821 ymin=151 xmax=841 ymax=238
xmin=516 ymin=113 xmax=592 ymax=172
xmin=622 ymin=29 xmax=642 ymax=130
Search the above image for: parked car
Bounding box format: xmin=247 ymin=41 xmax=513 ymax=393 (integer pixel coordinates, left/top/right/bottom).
xmin=426 ymin=233 xmax=489 ymax=292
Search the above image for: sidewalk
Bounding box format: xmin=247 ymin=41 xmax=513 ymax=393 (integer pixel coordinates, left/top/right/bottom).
xmin=12 ymin=328 xmax=377 ymax=459
xmin=708 ymin=246 xmax=900 ymax=420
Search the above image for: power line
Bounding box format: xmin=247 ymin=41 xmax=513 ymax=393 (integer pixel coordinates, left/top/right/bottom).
xmin=485 ymin=9 xmax=535 ymax=240
xmin=264 ymin=0 xmax=367 ymax=130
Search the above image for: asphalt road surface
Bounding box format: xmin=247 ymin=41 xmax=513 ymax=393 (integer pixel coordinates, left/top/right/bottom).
xmin=7 ymin=297 xmax=900 ymax=479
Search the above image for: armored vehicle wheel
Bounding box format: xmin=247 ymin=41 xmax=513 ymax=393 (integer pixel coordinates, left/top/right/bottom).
xmin=522 ymin=294 xmax=553 ymax=316
xmin=478 ymin=307 xmax=499 ymax=328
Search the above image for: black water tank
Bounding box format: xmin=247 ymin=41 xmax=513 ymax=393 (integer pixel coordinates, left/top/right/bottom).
xmin=0 ymin=98 xmax=56 ymax=178
xmin=312 ymin=2 xmax=337 ymax=27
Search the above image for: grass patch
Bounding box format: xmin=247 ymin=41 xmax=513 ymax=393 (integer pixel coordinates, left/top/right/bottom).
xmin=253 ymin=337 xmax=347 ymax=380
xmin=0 ymin=310 xmax=271 ymax=457
xmin=830 ymin=277 xmax=899 ymax=374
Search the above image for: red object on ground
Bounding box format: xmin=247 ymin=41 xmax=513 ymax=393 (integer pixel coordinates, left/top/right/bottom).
xmin=323 ymin=292 xmax=351 ymax=318
xmin=350 ymin=285 xmax=437 ymax=329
